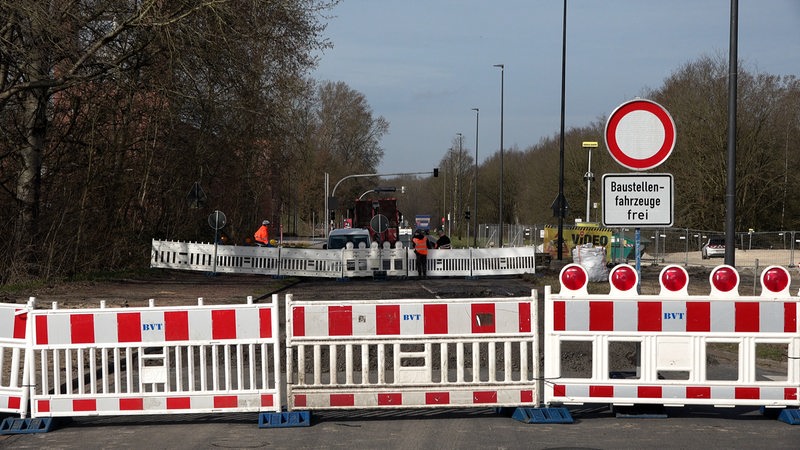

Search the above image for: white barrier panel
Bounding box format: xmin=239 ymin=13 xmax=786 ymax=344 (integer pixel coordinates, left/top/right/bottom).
xmin=341 ymin=246 xmax=408 ymax=278
xmin=341 ymin=247 xmax=381 ymax=278
xmin=544 ymin=264 xmax=800 ymax=408
xmin=152 ymin=239 xmax=539 ymax=279
xmin=0 ymin=301 xmax=32 ymax=418
xmin=427 ymin=249 xmax=473 ymax=277
xmin=279 ymin=248 xmax=343 ymax=278
xmin=285 ymin=294 xmax=540 ymax=410
xmin=214 ymin=245 xmax=280 ymax=275
xmin=28 ymin=297 xmax=282 ymax=418
xmin=470 ymin=247 xmax=537 ymax=277
xmin=150 ymin=240 xmax=280 ymax=276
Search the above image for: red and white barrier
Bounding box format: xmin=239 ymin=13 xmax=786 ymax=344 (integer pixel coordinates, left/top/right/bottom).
xmin=285 ymin=294 xmax=540 ymax=410
xmin=0 ymin=300 xmax=33 ymax=418
xmin=27 ymin=296 xmax=282 ymax=418
xmin=544 ymin=264 xmax=800 ymax=408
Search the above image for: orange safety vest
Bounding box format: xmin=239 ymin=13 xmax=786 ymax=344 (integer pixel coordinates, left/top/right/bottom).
xmin=412 ymin=236 xmax=428 ymax=255
xmin=254 ymin=225 xmax=269 ymax=244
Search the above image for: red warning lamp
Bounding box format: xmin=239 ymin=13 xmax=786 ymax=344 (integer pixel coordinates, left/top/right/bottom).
xmin=561 ymin=265 xmax=588 ymax=291
xmin=610 ymin=265 xmax=637 ymax=292
xmin=762 ymin=266 xmax=790 ymax=293
xmin=711 ymin=266 xmax=738 ymax=293
xmin=661 ymin=266 xmax=688 ymax=292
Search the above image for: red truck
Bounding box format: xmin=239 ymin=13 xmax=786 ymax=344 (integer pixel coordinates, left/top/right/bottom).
xmin=351 ymin=198 xmax=402 ymax=247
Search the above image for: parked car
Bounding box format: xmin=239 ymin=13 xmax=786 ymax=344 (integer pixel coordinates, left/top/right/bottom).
xmin=325 ymin=228 xmax=372 ymax=250
xmin=701 ymin=236 xmax=725 ymax=259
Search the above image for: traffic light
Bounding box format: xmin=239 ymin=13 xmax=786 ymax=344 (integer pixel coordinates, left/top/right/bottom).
xmin=433 ymin=168 xmax=439 ymax=177
xmin=329 ymin=210 xmax=335 ymax=221
xmin=465 ymin=211 xmax=471 ymax=220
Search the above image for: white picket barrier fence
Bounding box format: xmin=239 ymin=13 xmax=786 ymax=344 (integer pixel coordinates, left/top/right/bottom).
xmin=425 ymin=249 xmax=473 ymax=277
xmin=470 ymin=247 xmax=538 ymax=277
xmin=151 ymin=239 xmax=281 ymax=276
xmin=0 ymin=301 xmax=32 ymax=418
xmin=279 ymin=247 xmax=343 ymax=278
xmin=544 ymin=263 xmax=800 ymax=409
xmin=284 ymin=293 xmax=540 ymax=410
xmin=150 ymin=239 xmax=537 ymax=278
xmin=26 ymin=296 xmax=282 ymax=418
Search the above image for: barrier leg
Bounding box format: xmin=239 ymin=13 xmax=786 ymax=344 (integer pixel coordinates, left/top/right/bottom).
xmin=258 ymin=411 xmax=311 ymax=428
xmin=0 ymin=417 xmax=56 ymax=435
xmin=511 ymin=407 xmax=573 ymax=424
xmin=777 ymin=409 xmax=800 ymax=425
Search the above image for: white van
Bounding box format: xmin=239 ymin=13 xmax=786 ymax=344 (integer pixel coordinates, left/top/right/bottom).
xmin=325 ymin=228 xmax=372 ymax=250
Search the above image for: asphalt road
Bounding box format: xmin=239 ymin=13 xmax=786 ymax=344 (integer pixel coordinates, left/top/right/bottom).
xmin=2 ymin=275 xmax=799 ymax=449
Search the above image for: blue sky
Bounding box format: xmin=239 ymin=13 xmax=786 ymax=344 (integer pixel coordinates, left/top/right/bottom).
xmin=312 ymin=1 xmax=800 ymax=174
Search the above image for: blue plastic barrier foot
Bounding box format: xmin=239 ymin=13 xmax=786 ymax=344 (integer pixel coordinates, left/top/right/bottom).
xmin=511 ymin=407 xmax=573 ymax=424
xmin=0 ymin=417 xmax=55 ymax=434
xmin=777 ymin=409 xmax=800 ymax=425
xmin=258 ymin=411 xmax=311 ymax=428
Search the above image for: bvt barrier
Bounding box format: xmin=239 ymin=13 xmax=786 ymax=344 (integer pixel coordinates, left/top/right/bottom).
xmin=284 ymin=294 xmax=540 ymax=410
xmin=0 ymin=300 xmax=32 ymax=418
xmin=150 ymin=239 xmax=538 ymax=278
xmin=544 ymin=264 xmax=800 ymax=409
xmin=5 ymin=264 xmax=800 ymax=433
xmin=26 ymin=296 xmax=282 ymax=419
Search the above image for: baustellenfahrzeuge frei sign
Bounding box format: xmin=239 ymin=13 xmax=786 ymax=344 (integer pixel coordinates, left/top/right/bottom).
xmin=602 ymin=98 xmax=676 ymax=228
xmin=602 ymin=173 xmax=673 ymax=227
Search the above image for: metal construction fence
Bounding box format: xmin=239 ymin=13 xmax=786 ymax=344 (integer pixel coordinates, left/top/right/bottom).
xmin=479 ymin=225 xmax=800 ymax=271
xmin=632 ymin=228 xmax=800 ymax=269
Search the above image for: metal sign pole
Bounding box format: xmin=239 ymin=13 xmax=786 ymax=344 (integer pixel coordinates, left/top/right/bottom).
xmin=635 ymin=227 xmax=641 ymax=293
xmin=212 ymin=227 xmax=219 ymax=276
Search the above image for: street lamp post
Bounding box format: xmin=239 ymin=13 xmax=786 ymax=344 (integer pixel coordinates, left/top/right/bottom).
xmin=493 ymin=64 xmax=504 ymax=248
xmin=471 ymin=107 xmax=479 ymax=248
xmin=557 ymin=1 xmax=567 ymax=260
xmin=583 ymin=141 xmax=598 ymax=222
xmin=456 ymin=132 xmax=462 ymax=239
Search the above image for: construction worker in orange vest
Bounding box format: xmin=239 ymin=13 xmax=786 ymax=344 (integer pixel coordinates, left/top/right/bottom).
xmin=412 ymin=229 xmax=429 ymax=278
xmin=254 ymin=220 xmax=270 ymax=246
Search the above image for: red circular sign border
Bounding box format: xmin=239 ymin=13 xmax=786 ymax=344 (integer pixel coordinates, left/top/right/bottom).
xmin=605 ymin=99 xmax=676 ymax=171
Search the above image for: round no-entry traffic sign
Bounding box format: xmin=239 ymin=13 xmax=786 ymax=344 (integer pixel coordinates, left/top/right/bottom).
xmin=604 ymin=99 xmax=676 ymax=171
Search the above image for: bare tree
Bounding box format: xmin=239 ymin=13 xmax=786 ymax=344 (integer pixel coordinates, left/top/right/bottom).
xmin=0 ymin=0 xmax=336 ymax=282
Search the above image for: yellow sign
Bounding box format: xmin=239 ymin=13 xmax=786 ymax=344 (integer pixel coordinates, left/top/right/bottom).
xmin=543 ymin=225 xmax=612 ymax=260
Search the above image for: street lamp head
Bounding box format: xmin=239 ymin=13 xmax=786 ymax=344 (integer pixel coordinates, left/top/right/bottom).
xmin=471 ymin=107 xmax=479 ymax=112
xmin=493 ymin=64 xmax=504 ymax=70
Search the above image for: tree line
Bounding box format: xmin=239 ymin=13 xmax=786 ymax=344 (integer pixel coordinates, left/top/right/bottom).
xmin=409 ymin=55 xmax=799 ymax=242
xmin=1 ymin=1 xmax=797 ymax=285
xmin=1 ymin=0 xmax=385 ymax=284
